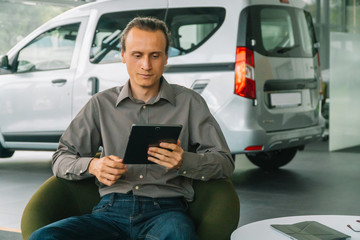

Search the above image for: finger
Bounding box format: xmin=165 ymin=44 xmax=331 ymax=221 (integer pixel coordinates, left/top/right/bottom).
xmin=105 ymin=166 xmax=128 ymax=176
xmin=104 ymin=156 xmax=126 ymax=169
xmin=101 ymin=177 xmax=118 ymax=186
xmin=148 ymin=151 xmax=168 ymax=162
xmin=108 ymin=155 xmax=122 ymax=161
xmin=148 ymin=147 xmax=172 ymax=159
xmin=159 ymin=142 xmax=178 ymax=151
xmin=99 ymin=170 xmax=126 ymax=186
xmin=148 ymin=156 xmax=180 ymax=170
xmin=148 ymin=156 xmax=173 ymax=168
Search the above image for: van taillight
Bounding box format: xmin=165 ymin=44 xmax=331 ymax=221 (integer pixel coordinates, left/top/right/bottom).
xmin=316 ymin=52 xmax=323 ymax=95
xmin=245 ymin=145 xmax=264 ymax=151
xmin=234 ymin=47 xmax=256 ymax=99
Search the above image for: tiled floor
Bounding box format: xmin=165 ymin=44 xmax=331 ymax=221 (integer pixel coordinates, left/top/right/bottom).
xmin=233 ymin=140 xmax=360 ymax=226
xmin=0 ymin=151 xmax=53 ymax=230
xmin=0 ymin=140 xmax=359 ymax=235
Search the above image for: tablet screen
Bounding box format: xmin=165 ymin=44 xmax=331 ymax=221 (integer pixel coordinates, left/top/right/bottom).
xmin=123 ymin=124 xmax=183 ymax=164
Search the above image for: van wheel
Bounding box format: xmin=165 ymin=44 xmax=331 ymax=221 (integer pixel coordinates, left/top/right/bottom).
xmin=0 ymin=144 xmax=15 ymax=158
xmin=245 ymin=147 xmax=297 ymax=170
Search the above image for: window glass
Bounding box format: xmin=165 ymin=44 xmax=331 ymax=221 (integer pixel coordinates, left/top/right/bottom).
xmin=90 ymin=8 xmax=225 ymax=64
xmin=260 ymin=9 xmax=295 ymax=52
xmin=167 ymin=8 xmax=225 ymax=56
xmin=90 ymin=10 xmax=165 ymax=64
xmin=16 ymin=23 xmax=80 ymax=73
xmin=297 ymin=10 xmax=315 ymax=56
xmin=175 ymin=23 xmax=217 ymax=53
xmin=246 ymin=6 xmax=316 ymax=57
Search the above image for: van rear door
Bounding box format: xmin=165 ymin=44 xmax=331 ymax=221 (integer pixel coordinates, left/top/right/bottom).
xmin=238 ymin=5 xmax=321 ymax=132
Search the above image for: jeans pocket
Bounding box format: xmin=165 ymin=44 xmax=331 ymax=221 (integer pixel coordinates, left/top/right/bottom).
xmin=92 ymin=193 xmax=115 ymax=213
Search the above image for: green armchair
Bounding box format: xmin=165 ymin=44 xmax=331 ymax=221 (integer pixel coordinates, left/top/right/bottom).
xmin=21 ymin=176 xmax=239 ymax=240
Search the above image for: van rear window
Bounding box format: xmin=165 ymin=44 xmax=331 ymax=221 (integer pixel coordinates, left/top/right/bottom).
xmin=90 ymin=7 xmax=225 ymax=64
xmin=238 ymin=6 xmax=317 ymax=58
xmin=260 ymin=9 xmax=296 ymax=53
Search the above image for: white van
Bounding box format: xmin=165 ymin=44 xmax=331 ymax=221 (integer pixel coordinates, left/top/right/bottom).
xmin=0 ymin=0 xmax=324 ymax=169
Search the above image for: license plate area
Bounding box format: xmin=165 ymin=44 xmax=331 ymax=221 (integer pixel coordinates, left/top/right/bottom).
xmin=269 ymin=92 xmax=302 ymax=108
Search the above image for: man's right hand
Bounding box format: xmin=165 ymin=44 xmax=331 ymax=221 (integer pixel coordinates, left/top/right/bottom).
xmin=88 ymin=155 xmax=127 ymax=186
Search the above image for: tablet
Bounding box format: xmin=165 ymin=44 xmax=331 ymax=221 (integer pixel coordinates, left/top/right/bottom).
xmin=123 ymin=124 xmax=183 ymax=164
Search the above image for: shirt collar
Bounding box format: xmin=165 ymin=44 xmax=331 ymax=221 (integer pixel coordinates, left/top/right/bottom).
xmin=115 ymin=76 xmax=176 ymax=106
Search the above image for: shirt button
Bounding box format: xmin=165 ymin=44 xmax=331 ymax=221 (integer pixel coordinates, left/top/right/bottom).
xmin=183 ymin=171 xmax=187 ymax=175
xmin=143 ymin=105 xmax=146 ymax=109
xmin=201 ymin=176 xmax=205 ymax=180
xmin=135 ymin=186 xmax=139 ymax=190
xmin=139 ymin=175 xmax=143 ymax=179
xmin=80 ymin=170 xmax=83 ymax=174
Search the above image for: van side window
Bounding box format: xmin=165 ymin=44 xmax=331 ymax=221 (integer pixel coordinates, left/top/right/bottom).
xmin=166 ymin=8 xmax=225 ymax=56
xmin=90 ymin=10 xmax=165 ymax=64
xmin=90 ymin=8 xmax=225 ymax=64
xmin=16 ymin=23 xmax=80 ymax=73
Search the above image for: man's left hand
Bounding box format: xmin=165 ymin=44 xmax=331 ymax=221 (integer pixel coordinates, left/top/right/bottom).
xmin=148 ymin=140 xmax=183 ymax=169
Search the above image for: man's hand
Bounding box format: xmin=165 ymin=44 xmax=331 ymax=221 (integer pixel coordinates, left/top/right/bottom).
xmin=148 ymin=140 xmax=184 ymax=169
xmin=88 ymin=155 xmax=127 ymax=186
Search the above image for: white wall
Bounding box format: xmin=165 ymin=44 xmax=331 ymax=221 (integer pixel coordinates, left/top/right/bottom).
xmin=329 ymin=32 xmax=360 ymax=151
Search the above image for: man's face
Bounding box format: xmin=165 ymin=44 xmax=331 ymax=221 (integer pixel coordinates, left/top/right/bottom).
xmin=121 ymin=27 xmax=168 ymax=92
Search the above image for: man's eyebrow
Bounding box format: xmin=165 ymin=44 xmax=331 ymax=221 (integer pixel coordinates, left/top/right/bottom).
xmin=130 ymin=51 xmax=163 ymax=55
xmin=131 ymin=51 xmax=143 ymax=54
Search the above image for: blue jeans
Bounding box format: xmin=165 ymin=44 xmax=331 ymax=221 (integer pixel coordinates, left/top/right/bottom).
xmin=29 ymin=193 xmax=198 ymax=240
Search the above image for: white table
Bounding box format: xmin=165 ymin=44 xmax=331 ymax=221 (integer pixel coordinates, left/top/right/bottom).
xmin=231 ymin=215 xmax=360 ymax=240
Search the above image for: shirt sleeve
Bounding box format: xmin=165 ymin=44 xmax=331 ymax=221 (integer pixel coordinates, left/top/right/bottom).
xmin=177 ymin=93 xmax=235 ymax=181
xmin=52 ymin=97 xmax=102 ymax=180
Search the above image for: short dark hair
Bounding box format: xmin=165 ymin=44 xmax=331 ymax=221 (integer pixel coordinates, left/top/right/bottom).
xmin=121 ymin=17 xmax=170 ymax=53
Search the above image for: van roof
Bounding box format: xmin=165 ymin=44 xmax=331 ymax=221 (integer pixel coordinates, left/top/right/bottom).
xmin=50 ymin=0 xmax=307 ymax=22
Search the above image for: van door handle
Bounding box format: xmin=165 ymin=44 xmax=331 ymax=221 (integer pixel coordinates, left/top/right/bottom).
xmin=51 ymin=79 xmax=67 ymax=86
xmin=88 ymin=77 xmax=99 ymax=95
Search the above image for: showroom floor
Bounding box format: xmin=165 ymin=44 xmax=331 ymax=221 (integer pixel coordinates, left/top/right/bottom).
xmin=0 ymin=140 xmax=359 ymax=238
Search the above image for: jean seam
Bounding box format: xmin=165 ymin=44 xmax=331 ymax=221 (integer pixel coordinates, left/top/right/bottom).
xmin=141 ymin=234 xmax=158 ymax=240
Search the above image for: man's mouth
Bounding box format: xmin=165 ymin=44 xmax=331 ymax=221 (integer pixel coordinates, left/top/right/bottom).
xmin=139 ymin=73 xmax=153 ymax=78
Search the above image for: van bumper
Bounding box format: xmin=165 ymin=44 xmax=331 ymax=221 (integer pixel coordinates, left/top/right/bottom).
xmin=221 ymin=124 xmax=324 ymax=154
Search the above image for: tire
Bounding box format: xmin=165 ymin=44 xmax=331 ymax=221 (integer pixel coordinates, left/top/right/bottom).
xmin=245 ymin=147 xmax=298 ymax=170
xmin=0 ymin=144 xmax=15 ymax=158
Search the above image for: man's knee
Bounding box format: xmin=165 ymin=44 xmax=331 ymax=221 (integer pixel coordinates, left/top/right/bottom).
xmin=167 ymin=217 xmax=197 ymax=240
xmin=147 ymin=212 xmax=197 ymax=240
xmin=29 ymin=226 xmax=59 ymax=240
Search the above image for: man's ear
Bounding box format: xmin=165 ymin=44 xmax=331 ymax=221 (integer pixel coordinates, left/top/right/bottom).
xmin=121 ymin=50 xmax=126 ymax=63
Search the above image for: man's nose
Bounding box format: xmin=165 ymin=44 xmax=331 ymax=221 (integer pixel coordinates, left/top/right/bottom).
xmin=141 ymin=56 xmax=152 ymax=70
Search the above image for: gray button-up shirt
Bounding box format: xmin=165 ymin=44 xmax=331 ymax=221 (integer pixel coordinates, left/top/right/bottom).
xmin=52 ymin=78 xmax=234 ymax=201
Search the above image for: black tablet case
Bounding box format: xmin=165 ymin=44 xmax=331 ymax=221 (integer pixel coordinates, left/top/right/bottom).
xmin=123 ymin=124 xmax=182 ymax=164
xmin=271 ymin=221 xmax=351 ymax=240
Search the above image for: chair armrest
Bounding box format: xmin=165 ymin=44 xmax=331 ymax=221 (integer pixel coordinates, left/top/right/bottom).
xmin=21 ymin=176 xmax=99 ymax=240
xmin=189 ymin=178 xmax=240 ymax=240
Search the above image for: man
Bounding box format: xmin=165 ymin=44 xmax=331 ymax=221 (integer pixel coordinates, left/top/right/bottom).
xmin=30 ymin=17 xmax=234 ymax=240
